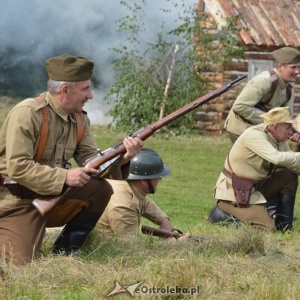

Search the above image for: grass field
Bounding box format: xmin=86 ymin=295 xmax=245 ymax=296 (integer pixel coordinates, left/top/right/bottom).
xmin=1 ymin=103 xmax=300 ymax=299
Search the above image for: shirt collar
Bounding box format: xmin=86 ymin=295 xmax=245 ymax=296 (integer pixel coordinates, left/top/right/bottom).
xmin=45 ymin=91 xmax=74 ymax=122
xmin=273 ymin=69 xmax=291 ymax=88
xmin=129 ymin=181 xmax=147 ymax=199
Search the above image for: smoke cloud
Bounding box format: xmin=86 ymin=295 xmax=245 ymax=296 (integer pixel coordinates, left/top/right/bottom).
xmin=0 ymin=0 xmax=197 ymax=124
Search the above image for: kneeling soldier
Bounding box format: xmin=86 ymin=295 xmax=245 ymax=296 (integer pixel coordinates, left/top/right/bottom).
xmin=209 ymin=107 xmax=300 ymax=232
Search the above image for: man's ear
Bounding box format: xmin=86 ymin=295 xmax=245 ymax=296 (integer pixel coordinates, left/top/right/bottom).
xmin=61 ymin=84 xmax=68 ymax=95
xmin=267 ymin=124 xmax=277 ymax=133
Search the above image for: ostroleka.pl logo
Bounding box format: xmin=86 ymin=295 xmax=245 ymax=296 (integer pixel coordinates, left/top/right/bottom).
xmin=107 ymin=281 xmax=201 ymax=297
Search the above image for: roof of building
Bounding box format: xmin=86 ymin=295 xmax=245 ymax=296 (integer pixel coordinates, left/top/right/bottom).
xmin=200 ymin=0 xmax=300 ymax=50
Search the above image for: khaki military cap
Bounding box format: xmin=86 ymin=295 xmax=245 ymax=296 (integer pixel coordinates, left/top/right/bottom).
xmin=45 ymin=54 xmax=94 ymax=81
xmin=260 ymin=107 xmax=294 ymax=125
xmin=272 ymin=47 xmax=300 ymax=64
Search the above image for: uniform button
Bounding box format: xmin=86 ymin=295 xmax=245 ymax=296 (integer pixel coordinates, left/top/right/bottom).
xmin=55 ymin=160 xmax=59 ymax=164
xmin=58 ymin=140 xmax=61 ymax=144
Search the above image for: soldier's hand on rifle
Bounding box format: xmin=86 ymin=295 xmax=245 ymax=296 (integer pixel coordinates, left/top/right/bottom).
xmin=65 ymin=167 xmax=99 ymax=187
xmin=120 ymin=136 xmax=144 ymax=165
xmin=168 ymin=231 xmax=191 ymax=241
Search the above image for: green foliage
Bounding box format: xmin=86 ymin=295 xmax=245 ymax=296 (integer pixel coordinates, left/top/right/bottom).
xmin=106 ymin=0 xmax=207 ymax=134
xmin=106 ymin=0 xmax=245 ymax=135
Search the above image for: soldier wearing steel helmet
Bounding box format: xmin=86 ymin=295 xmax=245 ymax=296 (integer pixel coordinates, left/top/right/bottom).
xmin=99 ymin=148 xmax=190 ymax=240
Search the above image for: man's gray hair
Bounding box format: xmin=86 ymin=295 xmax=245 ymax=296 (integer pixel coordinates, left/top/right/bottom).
xmin=47 ymin=79 xmax=75 ymax=93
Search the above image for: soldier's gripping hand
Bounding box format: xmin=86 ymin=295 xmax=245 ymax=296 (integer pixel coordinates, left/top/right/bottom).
xmin=65 ymin=167 xmax=98 ymax=187
xmin=119 ymin=136 xmax=144 ymax=165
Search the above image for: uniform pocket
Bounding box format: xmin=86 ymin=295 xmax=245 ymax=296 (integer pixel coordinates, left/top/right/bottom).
xmin=64 ymin=147 xmax=75 ymax=161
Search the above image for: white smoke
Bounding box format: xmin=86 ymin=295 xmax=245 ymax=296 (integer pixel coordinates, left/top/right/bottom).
xmin=0 ymin=0 xmax=197 ymax=124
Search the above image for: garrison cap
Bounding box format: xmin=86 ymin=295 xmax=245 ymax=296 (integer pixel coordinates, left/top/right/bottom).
xmin=260 ymin=107 xmax=294 ymax=125
xmin=45 ymin=54 xmax=94 ymax=81
xmin=272 ymin=47 xmax=300 ymax=64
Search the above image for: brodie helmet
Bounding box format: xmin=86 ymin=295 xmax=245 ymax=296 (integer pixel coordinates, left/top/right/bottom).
xmin=128 ymin=148 xmax=170 ymax=180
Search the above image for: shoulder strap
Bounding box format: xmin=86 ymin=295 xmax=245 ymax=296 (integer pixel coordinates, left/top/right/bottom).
xmin=33 ymin=97 xmax=84 ymax=163
xmin=259 ymin=70 xmax=278 ymax=105
xmin=34 ymin=96 xmax=48 ymax=163
xmin=259 ymin=70 xmax=292 ymax=107
xmin=73 ymin=113 xmax=84 ymax=144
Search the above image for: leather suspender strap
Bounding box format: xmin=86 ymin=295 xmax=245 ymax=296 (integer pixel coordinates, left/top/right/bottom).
xmin=35 ymin=106 xmax=49 ymax=163
xmin=235 ymin=70 xmax=280 ymax=124
xmin=33 ymin=97 xmax=84 ymax=163
xmin=255 ymin=70 xmax=278 ymax=107
xmin=224 ymin=142 xmax=275 ymax=184
xmin=257 ymin=69 xmax=291 ymax=107
xmin=34 ymin=96 xmax=48 ymax=163
xmin=73 ymin=113 xmax=84 ymax=144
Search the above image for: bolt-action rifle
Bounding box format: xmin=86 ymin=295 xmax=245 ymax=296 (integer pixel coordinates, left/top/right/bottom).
xmin=141 ymin=225 xmax=207 ymax=242
xmin=32 ymin=74 xmax=246 ymax=216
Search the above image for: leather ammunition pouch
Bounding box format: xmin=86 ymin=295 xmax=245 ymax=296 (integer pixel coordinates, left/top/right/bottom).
xmin=223 ymin=168 xmax=256 ymax=208
xmin=3 ymin=177 xmax=39 ymax=198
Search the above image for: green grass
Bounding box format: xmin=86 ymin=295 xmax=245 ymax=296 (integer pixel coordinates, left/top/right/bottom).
xmin=2 ymin=120 xmax=300 ymax=299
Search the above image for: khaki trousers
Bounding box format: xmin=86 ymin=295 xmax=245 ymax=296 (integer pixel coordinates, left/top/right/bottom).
xmin=218 ymin=200 xmax=275 ymax=230
xmin=0 ymin=178 xmax=113 ymax=265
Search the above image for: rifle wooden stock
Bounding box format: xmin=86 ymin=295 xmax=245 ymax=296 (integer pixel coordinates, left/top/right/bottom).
xmin=32 ymin=186 xmax=80 ymax=216
xmin=32 ymin=74 xmax=246 ymax=216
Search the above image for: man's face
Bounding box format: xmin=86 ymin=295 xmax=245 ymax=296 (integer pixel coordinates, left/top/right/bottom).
xmin=63 ymin=80 xmax=93 ymax=114
xmin=278 ymin=63 xmax=300 ymax=82
xmin=272 ymin=123 xmax=293 ymax=142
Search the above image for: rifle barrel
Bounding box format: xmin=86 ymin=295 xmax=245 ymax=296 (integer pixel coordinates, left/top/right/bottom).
xmin=32 ymin=74 xmax=246 ymax=216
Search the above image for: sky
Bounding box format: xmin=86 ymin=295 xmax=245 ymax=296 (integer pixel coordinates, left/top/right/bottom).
xmin=0 ymin=0 xmax=198 ymax=124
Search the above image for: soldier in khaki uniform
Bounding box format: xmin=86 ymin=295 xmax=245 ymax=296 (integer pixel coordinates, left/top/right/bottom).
xmin=224 ymin=46 xmax=300 ymax=144
xmin=208 ymin=107 xmax=300 ymax=231
xmin=0 ymin=54 xmax=143 ymax=265
xmin=99 ymin=148 xmax=190 ymax=240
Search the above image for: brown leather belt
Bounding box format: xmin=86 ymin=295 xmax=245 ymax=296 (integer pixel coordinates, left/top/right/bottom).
xmin=1 ymin=176 xmax=38 ymax=198
xmin=223 ymin=168 xmax=263 ymax=186
xmin=223 ymin=167 xmax=255 ymax=181
xmin=222 ymin=168 xmax=232 ymax=179
xmin=234 ymin=112 xmax=253 ymax=125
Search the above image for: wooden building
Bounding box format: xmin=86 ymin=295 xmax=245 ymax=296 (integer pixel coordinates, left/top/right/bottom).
xmin=195 ymin=0 xmax=300 ymax=135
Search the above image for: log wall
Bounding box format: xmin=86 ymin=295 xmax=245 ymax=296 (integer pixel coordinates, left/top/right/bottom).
xmin=194 ymin=1 xmax=300 ymax=136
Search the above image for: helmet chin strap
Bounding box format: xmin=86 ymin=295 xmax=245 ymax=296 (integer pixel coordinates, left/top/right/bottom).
xmin=146 ymin=179 xmax=155 ymax=194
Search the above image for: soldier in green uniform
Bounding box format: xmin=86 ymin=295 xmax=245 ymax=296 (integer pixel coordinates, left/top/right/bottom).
xmin=99 ymin=148 xmax=190 ymax=240
xmin=208 ymin=107 xmax=300 ymax=231
xmin=224 ymin=46 xmax=300 ymax=144
xmin=0 ymin=54 xmax=144 ymax=265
